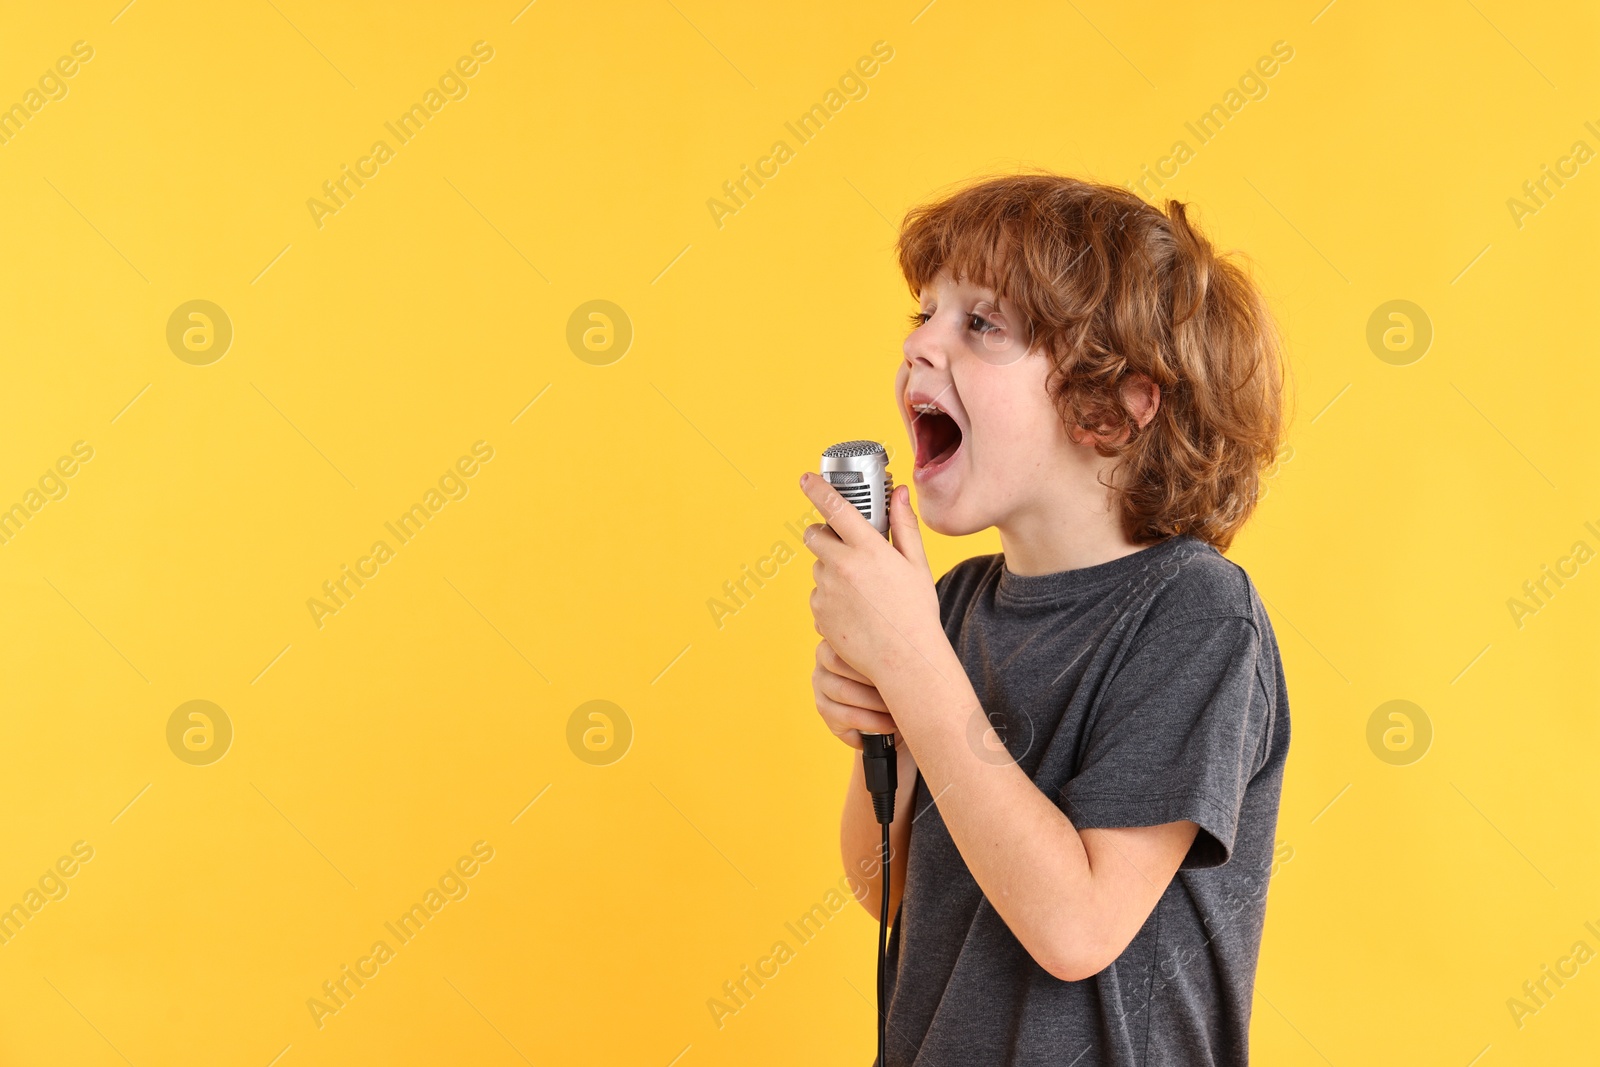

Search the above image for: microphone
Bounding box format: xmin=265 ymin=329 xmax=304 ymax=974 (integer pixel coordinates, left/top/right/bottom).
xmin=820 ymin=438 xmax=898 ymax=828
xmin=821 ymin=438 xmax=900 ymax=1067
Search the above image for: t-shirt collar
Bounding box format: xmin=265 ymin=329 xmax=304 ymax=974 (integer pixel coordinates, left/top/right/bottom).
xmin=995 ymin=534 xmax=1195 ymax=605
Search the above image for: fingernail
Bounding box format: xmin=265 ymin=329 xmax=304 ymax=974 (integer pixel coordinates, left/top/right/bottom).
xmin=800 ymin=472 xmax=809 ymax=486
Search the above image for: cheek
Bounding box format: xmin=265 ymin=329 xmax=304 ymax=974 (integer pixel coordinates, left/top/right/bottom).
xmin=965 ymin=389 xmax=1030 ymax=450
xmin=967 ymin=376 xmax=1060 ymax=462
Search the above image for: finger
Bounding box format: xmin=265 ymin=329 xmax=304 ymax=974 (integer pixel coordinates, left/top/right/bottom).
xmin=815 ymin=692 xmax=898 ymax=739
xmin=817 ymin=667 xmax=889 ymax=713
xmin=800 ymin=471 xmax=876 ymax=548
xmin=817 ymin=640 xmax=872 ymax=684
xmin=889 ymin=483 xmax=931 ymax=574
xmin=800 ymin=520 xmax=846 ymax=561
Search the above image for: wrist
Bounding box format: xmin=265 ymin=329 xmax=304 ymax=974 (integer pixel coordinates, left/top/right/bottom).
xmin=880 ymin=639 xmax=972 ymax=761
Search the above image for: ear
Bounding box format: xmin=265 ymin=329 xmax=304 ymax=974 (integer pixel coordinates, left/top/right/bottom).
xmin=1122 ymin=373 xmax=1160 ymax=430
xmin=1067 ymin=373 xmax=1161 ymax=448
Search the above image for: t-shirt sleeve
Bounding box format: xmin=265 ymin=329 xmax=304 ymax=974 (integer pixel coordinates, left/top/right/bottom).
xmin=1056 ymin=613 xmax=1269 ymax=869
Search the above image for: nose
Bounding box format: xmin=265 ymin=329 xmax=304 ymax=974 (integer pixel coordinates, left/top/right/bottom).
xmin=903 ymin=316 xmax=945 ymax=369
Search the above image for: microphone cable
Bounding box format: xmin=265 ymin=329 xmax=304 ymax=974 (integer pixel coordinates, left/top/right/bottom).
xmin=862 ymin=733 xmax=897 ymax=1067
xmin=876 ymin=819 xmax=891 ymax=1066
xmin=883 ymin=825 xmax=896 ymax=1062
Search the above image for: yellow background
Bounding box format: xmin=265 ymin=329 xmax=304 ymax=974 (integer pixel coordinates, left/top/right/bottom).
xmin=0 ymin=0 xmax=1595 ymax=1063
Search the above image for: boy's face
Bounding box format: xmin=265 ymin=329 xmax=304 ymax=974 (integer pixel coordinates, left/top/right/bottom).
xmin=895 ymin=268 xmax=1076 ymax=537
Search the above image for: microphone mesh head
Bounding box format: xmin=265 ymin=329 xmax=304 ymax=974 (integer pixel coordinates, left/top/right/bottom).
xmin=822 ymin=440 xmax=886 ymax=460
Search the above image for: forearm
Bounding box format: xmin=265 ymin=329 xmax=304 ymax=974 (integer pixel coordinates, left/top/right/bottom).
xmin=881 ymin=650 xmax=1101 ymax=975
xmin=840 ymin=740 xmax=920 ymax=922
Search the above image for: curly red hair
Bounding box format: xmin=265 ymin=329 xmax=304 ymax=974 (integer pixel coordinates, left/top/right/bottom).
xmin=896 ymin=171 xmax=1290 ymax=552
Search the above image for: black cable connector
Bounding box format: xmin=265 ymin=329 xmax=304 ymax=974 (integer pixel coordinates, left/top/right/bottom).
xmin=862 ymin=733 xmax=897 ymax=826
xmin=861 ymin=733 xmax=897 ymax=1066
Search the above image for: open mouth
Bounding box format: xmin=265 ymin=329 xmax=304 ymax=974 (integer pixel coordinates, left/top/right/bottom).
xmin=910 ymin=400 xmax=964 ymax=471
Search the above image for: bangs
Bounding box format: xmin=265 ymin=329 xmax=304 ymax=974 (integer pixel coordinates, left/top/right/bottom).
xmin=896 ymin=188 xmax=1030 ymax=304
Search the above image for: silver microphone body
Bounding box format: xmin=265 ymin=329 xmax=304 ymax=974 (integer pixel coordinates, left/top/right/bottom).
xmin=820 ymin=440 xmax=894 ymax=538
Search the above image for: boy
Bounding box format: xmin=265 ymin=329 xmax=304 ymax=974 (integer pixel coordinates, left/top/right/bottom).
xmin=801 ymin=173 xmax=1289 ymax=1066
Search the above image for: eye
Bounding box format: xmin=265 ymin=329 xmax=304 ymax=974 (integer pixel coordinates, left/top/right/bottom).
xmin=907 ymin=310 xmax=931 ymax=329
xmin=968 ymin=313 xmax=999 ymax=333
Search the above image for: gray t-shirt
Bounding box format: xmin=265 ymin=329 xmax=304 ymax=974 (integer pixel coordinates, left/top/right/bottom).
xmin=883 ymin=534 xmax=1290 ymax=1066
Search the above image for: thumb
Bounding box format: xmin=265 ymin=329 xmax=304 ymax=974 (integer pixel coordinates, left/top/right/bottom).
xmin=889 ymin=484 xmax=930 ymax=574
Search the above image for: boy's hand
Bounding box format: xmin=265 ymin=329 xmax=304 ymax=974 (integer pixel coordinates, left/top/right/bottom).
xmin=800 ymin=472 xmax=946 ymax=697
xmin=811 ymin=639 xmax=896 ymax=750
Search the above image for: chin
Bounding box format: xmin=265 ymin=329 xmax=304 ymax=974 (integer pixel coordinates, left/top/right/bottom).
xmin=913 ymin=494 xmax=989 ymax=538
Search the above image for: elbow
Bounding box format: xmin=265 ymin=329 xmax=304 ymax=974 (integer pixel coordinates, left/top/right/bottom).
xmin=1031 ymin=928 xmax=1118 ymax=984
xmin=1038 ymin=954 xmax=1106 ymax=984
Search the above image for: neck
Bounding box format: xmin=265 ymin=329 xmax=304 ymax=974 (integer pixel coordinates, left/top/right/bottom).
xmin=994 ymin=463 xmax=1150 ymax=577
